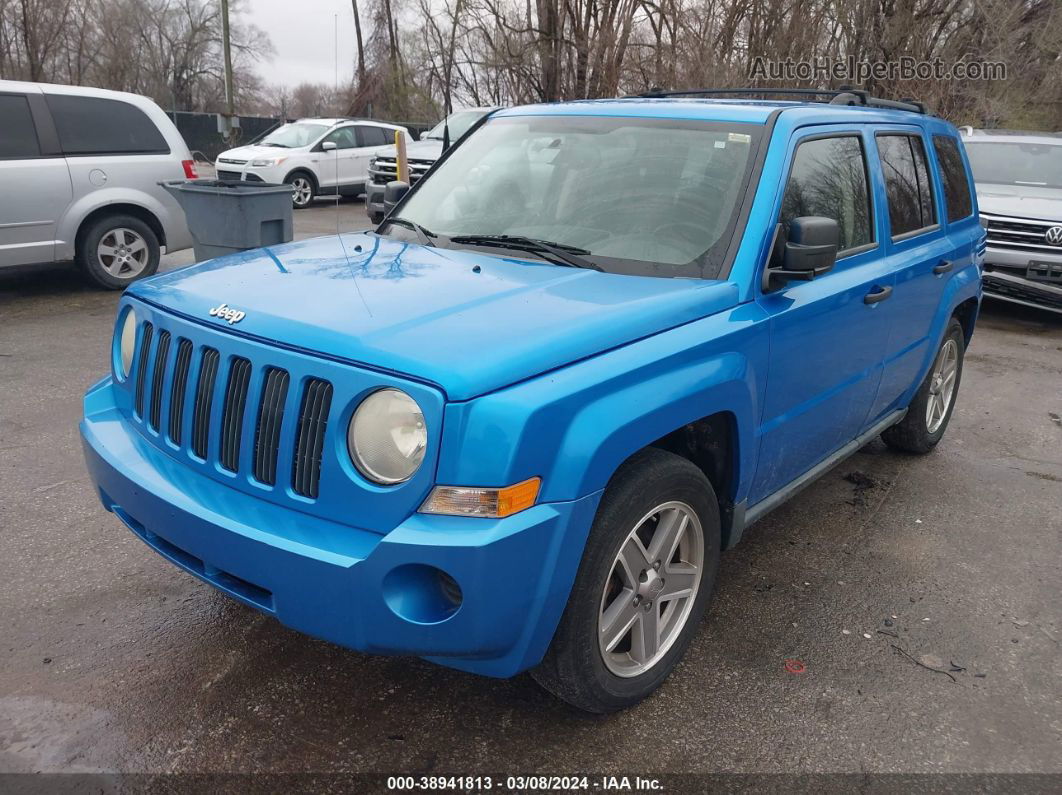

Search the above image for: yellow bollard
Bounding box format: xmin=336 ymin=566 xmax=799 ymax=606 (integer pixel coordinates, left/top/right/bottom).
xmin=395 ymin=130 xmax=409 ymax=183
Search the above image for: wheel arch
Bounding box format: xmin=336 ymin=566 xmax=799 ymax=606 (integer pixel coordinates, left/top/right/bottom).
xmin=75 ymin=202 xmax=166 ymax=252
xmin=952 ymin=295 xmax=980 ymax=346
xmin=283 ymin=167 xmax=319 ymax=191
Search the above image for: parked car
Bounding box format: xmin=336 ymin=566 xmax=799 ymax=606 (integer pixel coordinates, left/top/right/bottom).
xmin=81 ymin=90 xmax=983 ymax=713
xmin=365 ymin=108 xmax=498 ymax=223
xmin=215 ymin=118 xmax=411 ymax=209
xmin=961 ymin=128 xmax=1062 ymax=314
xmin=0 ymin=79 xmax=195 ymax=288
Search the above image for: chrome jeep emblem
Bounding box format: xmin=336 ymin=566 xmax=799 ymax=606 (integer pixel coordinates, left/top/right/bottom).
xmin=1045 ymin=226 xmax=1062 ymax=247
xmin=208 ymin=303 xmax=246 ymax=324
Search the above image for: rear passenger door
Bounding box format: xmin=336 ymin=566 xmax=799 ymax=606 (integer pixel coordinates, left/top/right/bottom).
xmin=353 ymin=126 xmax=394 ymax=185
xmin=751 ymin=127 xmax=894 ymax=504
xmin=868 ymin=128 xmax=961 ymax=421
xmin=0 ymin=91 xmax=72 ymax=267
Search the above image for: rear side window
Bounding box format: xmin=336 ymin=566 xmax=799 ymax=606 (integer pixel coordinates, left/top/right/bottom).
xmin=780 ymin=135 xmax=874 ymax=253
xmin=45 ymin=94 xmax=169 ymax=155
xmin=932 ymin=135 xmax=974 ymax=222
xmin=0 ymin=94 xmax=41 ymax=158
xmin=877 ymin=134 xmax=938 ymax=237
xmin=358 ymin=126 xmax=392 ymax=147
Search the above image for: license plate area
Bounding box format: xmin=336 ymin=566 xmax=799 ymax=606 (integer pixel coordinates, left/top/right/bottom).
xmin=1026 ymin=261 xmax=1062 ymax=283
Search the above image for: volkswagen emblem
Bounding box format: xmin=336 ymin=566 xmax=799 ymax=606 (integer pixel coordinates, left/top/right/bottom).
xmin=1046 ymin=225 xmax=1062 ymax=247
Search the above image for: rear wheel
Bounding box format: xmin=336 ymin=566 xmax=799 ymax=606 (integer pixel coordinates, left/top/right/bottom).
xmin=532 ymin=448 xmax=720 ymax=713
xmin=77 ymin=214 xmax=160 ymax=289
xmin=882 ymin=317 xmax=966 ymax=454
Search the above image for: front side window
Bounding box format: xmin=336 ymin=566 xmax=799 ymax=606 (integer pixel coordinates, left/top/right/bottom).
xmin=259 ymin=122 xmax=330 ymax=149
xmin=322 ymin=127 xmax=357 ymax=149
xmin=780 ymin=135 xmax=873 ymax=253
xmin=0 ymin=94 xmax=41 ymax=159
xmin=877 ymin=133 xmax=938 ymax=237
xmin=391 ymin=115 xmax=761 ymax=279
xmin=964 ymin=140 xmax=1062 ymax=190
xmin=932 ymin=135 xmax=974 ymax=222
xmin=422 ymin=110 xmax=489 ymax=142
xmin=45 ymin=94 xmax=168 ymax=155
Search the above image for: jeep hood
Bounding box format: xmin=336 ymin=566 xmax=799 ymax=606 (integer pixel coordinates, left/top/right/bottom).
xmin=977 ymin=184 xmax=1062 ymax=222
xmin=131 ymin=234 xmax=739 ymax=400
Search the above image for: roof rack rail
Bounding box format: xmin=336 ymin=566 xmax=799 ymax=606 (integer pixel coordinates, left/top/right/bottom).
xmin=635 ymin=86 xmax=928 ymax=115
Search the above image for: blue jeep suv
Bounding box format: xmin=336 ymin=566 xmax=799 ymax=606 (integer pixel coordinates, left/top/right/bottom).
xmin=81 ymin=89 xmax=984 ymax=712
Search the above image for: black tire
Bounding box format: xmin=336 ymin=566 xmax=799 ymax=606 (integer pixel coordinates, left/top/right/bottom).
xmin=882 ymin=317 xmax=966 ymax=454
xmin=532 ymin=448 xmax=721 ymax=713
xmin=76 ymin=213 xmax=160 ymax=290
xmin=286 ymin=171 xmax=316 ymax=209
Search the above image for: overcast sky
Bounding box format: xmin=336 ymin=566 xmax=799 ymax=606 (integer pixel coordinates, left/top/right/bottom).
xmin=247 ymin=0 xmax=361 ymax=88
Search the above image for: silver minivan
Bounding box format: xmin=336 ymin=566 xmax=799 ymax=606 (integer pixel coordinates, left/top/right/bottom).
xmin=0 ymin=80 xmax=195 ymax=289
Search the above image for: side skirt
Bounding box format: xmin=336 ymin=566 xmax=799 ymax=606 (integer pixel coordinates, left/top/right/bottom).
xmin=726 ymin=408 xmax=907 ymax=548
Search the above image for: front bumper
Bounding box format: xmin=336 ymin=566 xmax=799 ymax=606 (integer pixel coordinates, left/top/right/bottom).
xmin=983 ymin=246 xmax=1062 ymax=313
xmin=81 ymin=378 xmax=601 ymax=677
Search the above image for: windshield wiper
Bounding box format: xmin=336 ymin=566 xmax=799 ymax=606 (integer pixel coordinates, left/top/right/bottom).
xmin=448 ymin=234 xmax=603 ymax=271
xmin=385 ymin=217 xmax=437 ymax=247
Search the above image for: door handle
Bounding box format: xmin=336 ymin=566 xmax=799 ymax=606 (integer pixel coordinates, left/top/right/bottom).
xmin=864 ymin=285 xmax=893 ymax=305
xmin=933 ymin=259 xmax=954 ymax=275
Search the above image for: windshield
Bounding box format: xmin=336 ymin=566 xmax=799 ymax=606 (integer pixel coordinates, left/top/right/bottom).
xmin=965 ymin=141 xmax=1062 ymax=189
xmin=391 ymin=115 xmax=760 ymax=278
xmin=423 ymin=110 xmax=489 ymax=141
xmin=259 ymin=122 xmax=330 ymax=148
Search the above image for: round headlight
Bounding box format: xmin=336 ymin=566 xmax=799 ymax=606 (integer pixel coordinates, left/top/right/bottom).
xmin=116 ymin=308 xmax=137 ymax=379
xmin=348 ymin=389 xmax=427 ymax=484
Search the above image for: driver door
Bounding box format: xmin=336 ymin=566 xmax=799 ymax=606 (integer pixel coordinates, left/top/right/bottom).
xmin=317 ymin=126 xmax=359 ymax=190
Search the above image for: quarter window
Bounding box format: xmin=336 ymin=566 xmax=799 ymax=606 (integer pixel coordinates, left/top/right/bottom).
xmin=932 ymin=135 xmax=974 ymax=222
xmin=780 ymin=135 xmax=874 ymax=253
xmin=877 ymin=134 xmax=938 ymax=237
xmin=45 ymin=94 xmax=169 ymax=155
xmin=0 ymin=95 xmax=41 ymax=159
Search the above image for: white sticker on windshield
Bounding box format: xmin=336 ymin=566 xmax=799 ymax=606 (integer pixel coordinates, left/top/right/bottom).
xmin=729 ymin=133 xmax=752 ymax=143
xmin=714 ymin=141 xmax=726 ymax=149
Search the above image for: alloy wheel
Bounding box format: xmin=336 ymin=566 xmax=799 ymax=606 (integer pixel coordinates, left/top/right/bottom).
xmin=598 ymin=501 xmax=704 ymax=677
xmin=97 ymin=228 xmax=149 ymax=278
xmin=926 ymin=338 xmax=959 ymax=434
xmin=291 ymin=177 xmax=312 ymax=206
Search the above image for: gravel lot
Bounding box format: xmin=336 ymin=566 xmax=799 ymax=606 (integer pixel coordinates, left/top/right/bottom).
xmin=1 ymin=200 xmax=1060 ymax=781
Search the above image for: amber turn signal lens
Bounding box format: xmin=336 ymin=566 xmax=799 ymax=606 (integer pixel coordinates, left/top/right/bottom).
xmin=419 ymin=477 xmax=541 ymax=518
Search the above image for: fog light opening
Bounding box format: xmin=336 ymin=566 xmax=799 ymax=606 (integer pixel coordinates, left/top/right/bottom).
xmin=382 ymin=564 xmax=463 ymax=624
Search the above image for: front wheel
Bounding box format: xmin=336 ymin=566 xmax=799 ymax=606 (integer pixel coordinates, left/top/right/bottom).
xmin=287 ymin=173 xmax=315 ymax=209
xmin=532 ymin=448 xmax=720 ymax=713
xmin=882 ymin=317 xmax=966 ymax=454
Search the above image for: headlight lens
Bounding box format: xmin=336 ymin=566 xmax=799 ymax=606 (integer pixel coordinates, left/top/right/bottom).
xmin=348 ymin=389 xmax=427 ymax=484
xmin=116 ymin=308 xmax=137 ymax=379
xmin=250 ymin=156 xmax=287 ymax=167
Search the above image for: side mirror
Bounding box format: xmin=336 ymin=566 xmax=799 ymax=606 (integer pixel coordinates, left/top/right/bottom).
xmin=321 ymin=140 xmax=337 ymax=152
xmin=763 ymin=216 xmax=839 ymax=290
xmin=383 ymin=180 xmax=410 ymax=215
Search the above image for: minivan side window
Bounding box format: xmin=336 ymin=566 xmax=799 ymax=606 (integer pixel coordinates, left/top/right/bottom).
xmin=45 ymin=94 xmax=169 ymax=156
xmin=932 ymin=135 xmax=974 ymax=222
xmin=780 ymin=135 xmax=874 ymax=254
xmin=0 ymin=94 xmax=42 ymax=159
xmin=877 ymin=133 xmax=938 ymax=238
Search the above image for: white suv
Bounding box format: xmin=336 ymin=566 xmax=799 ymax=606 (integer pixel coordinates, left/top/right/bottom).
xmin=215 ymin=118 xmax=411 ymax=209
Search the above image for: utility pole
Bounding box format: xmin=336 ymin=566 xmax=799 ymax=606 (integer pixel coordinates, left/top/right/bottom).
xmin=220 ymin=0 xmax=237 ymax=142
